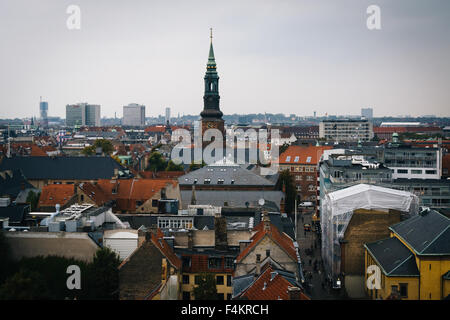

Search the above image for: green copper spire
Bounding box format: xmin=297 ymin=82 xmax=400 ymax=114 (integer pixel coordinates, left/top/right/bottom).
xmin=207 ymin=28 xmax=217 ymax=70
xmin=201 ymin=28 xmax=222 ymax=120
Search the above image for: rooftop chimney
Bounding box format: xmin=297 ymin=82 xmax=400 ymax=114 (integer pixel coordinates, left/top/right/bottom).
xmin=287 ymin=286 xmax=302 ymax=300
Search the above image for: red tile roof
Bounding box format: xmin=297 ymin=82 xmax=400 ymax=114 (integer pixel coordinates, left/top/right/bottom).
xmin=151 ymin=229 xmax=182 ymax=270
xmin=81 ymin=178 xmax=179 ymax=212
xmin=38 ymin=184 xmax=75 ymax=208
xmin=240 ymin=265 xmax=310 ymax=300
xmin=181 ymin=254 xmax=234 ymax=274
xmin=236 ymin=221 xmax=298 ymax=263
xmin=278 ymin=145 xmax=333 ymax=165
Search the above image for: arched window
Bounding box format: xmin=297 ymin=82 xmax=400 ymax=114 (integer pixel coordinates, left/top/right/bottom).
xmin=210 ymin=82 xmax=213 ymax=91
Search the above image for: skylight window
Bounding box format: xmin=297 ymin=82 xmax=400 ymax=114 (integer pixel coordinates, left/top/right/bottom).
xmin=306 ymin=156 xmax=312 ymax=163
xmin=285 ymin=156 xmax=291 ymax=162
xmin=294 ymin=156 xmax=299 ymax=162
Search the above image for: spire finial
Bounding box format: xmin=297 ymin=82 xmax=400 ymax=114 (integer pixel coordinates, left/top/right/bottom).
xmin=210 ymin=28 xmax=213 ymax=42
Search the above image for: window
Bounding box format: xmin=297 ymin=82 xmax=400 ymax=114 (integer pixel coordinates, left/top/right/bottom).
xmin=227 ymin=293 xmax=232 ymax=300
xmin=80 ymin=195 xmax=84 ymax=201
xmin=225 ymin=257 xmax=234 ymax=269
xmin=266 ymin=249 xmax=270 ymax=257
xmin=285 ymin=156 xmax=291 ymax=162
xmin=216 ymin=276 xmax=224 ymax=285
xmin=182 ymin=291 xmax=191 ymax=300
xmin=426 ymin=170 xmax=437 ymax=175
xmin=182 ymin=257 xmax=191 ymax=269
xmin=208 ymin=258 xmax=221 ymax=269
xmin=217 ymin=179 xmax=224 ymax=184
xmin=397 ymin=169 xmax=408 ymax=174
xmin=204 ymin=178 xmax=211 ymax=184
xmin=152 ymin=199 xmax=158 ymax=207
xmin=218 ymin=293 xmax=225 ymax=300
xmin=195 ymin=275 xmax=201 ymax=285
xmin=256 ymin=254 xmax=261 ymax=262
xmin=306 ymin=156 xmax=312 ymax=163
xmin=399 ymin=283 xmax=408 ymax=298
xmin=411 ymin=170 xmax=422 ymax=174
xmin=182 ymin=275 xmax=190 ymax=284
xmin=227 ymin=275 xmax=232 ymax=287
xmin=294 ymin=156 xmax=299 ymax=162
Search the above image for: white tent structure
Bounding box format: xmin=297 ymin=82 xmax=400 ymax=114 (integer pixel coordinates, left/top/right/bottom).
xmin=321 ymin=184 xmax=419 ymax=287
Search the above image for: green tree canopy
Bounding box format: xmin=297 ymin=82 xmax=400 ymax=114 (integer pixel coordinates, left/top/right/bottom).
xmin=82 ymin=139 xmax=114 ymax=156
xmin=26 ymin=190 xmax=40 ymax=211
xmin=166 ymin=160 xmax=184 ymax=172
xmin=146 ymin=151 xmax=168 ymax=172
xmin=193 ymin=273 xmax=218 ymax=300
xmin=88 ymin=247 xmax=120 ymax=300
xmin=189 ymin=161 xmax=206 ymax=172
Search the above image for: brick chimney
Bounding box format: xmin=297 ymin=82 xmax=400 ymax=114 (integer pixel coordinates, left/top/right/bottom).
xmin=287 ymin=286 xmax=302 ymax=300
xmin=255 ymin=254 xmax=261 ymax=275
xmin=262 ymin=211 xmax=271 ymax=232
xmin=187 ymin=230 xmax=193 ymax=249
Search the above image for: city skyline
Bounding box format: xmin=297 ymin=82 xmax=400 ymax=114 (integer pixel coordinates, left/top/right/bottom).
xmin=1 ymin=0 xmax=450 ymax=119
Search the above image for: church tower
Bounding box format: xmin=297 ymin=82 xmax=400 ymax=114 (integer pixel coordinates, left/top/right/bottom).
xmin=200 ymin=29 xmax=225 ymax=141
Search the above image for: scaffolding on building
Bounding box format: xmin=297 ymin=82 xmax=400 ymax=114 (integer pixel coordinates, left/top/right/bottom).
xmin=320 ymin=184 xmax=419 ymax=288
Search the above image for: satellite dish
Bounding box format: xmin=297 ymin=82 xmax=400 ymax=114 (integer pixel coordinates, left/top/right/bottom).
xmin=258 ymin=198 xmax=265 ymax=206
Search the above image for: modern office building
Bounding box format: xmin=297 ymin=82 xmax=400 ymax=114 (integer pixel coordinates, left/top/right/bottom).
xmin=123 ymin=104 xmax=146 ymax=126
xmin=39 ymin=100 xmax=48 ymax=128
xmin=361 ymin=107 xmax=373 ymax=119
xmin=66 ymin=103 xmax=101 ymax=127
xmin=319 ymin=119 xmax=374 ymax=142
xmin=383 ymin=137 xmax=442 ymax=180
xmin=165 ymin=107 xmax=171 ymax=124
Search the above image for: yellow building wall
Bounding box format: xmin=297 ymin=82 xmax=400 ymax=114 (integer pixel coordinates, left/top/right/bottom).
xmin=418 ymin=258 xmax=450 ymax=300
xmin=443 ymin=279 xmax=450 ymax=298
xmin=365 ymin=249 xmax=419 ymax=300
xmin=181 ymin=273 xmax=232 ymax=300
xmin=389 ymin=233 xmax=450 ymax=300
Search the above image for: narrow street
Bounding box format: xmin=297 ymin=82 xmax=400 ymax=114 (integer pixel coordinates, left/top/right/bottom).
xmin=295 ymin=209 xmax=348 ymax=300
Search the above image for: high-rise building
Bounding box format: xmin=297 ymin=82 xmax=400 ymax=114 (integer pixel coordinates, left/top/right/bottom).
xmin=39 ymin=99 xmax=48 ymax=128
xmin=165 ymin=107 xmax=171 ymax=124
xmin=361 ymin=107 xmax=373 ymax=119
xmin=123 ymin=103 xmax=146 ymax=126
xmin=66 ymin=103 xmax=101 ymax=127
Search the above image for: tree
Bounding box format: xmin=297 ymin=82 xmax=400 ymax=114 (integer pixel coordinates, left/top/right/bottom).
xmin=189 ymin=161 xmax=206 ymax=172
xmin=0 ymin=270 xmax=49 ymax=300
xmin=279 ymin=142 xmax=290 ymax=155
xmin=278 ymin=169 xmax=298 ymax=214
xmin=193 ymin=273 xmax=218 ymax=300
xmin=166 ymin=160 xmax=184 ymax=172
xmin=82 ymin=139 xmax=114 ymax=156
xmin=26 ymin=190 xmax=40 ymax=211
xmin=146 ymin=151 xmax=167 ymax=172
xmin=88 ymin=247 xmax=120 ymax=300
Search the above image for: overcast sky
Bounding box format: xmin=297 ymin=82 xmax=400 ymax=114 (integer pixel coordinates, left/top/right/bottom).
xmin=1 ymin=0 xmax=449 ymax=119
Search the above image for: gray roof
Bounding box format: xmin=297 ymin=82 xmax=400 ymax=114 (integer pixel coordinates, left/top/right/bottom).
xmin=178 ymin=165 xmax=276 ymax=186
xmin=181 ymin=190 xmax=283 ymax=210
xmin=268 ymin=213 xmax=295 ymax=240
xmin=0 ymin=169 xmax=35 ymax=199
xmin=0 ymin=156 xmax=127 ymax=181
xmin=365 ymin=237 xmax=419 ymax=276
xmin=0 ymin=204 xmax=30 ymax=224
xmin=389 ymin=210 xmax=450 ymax=255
